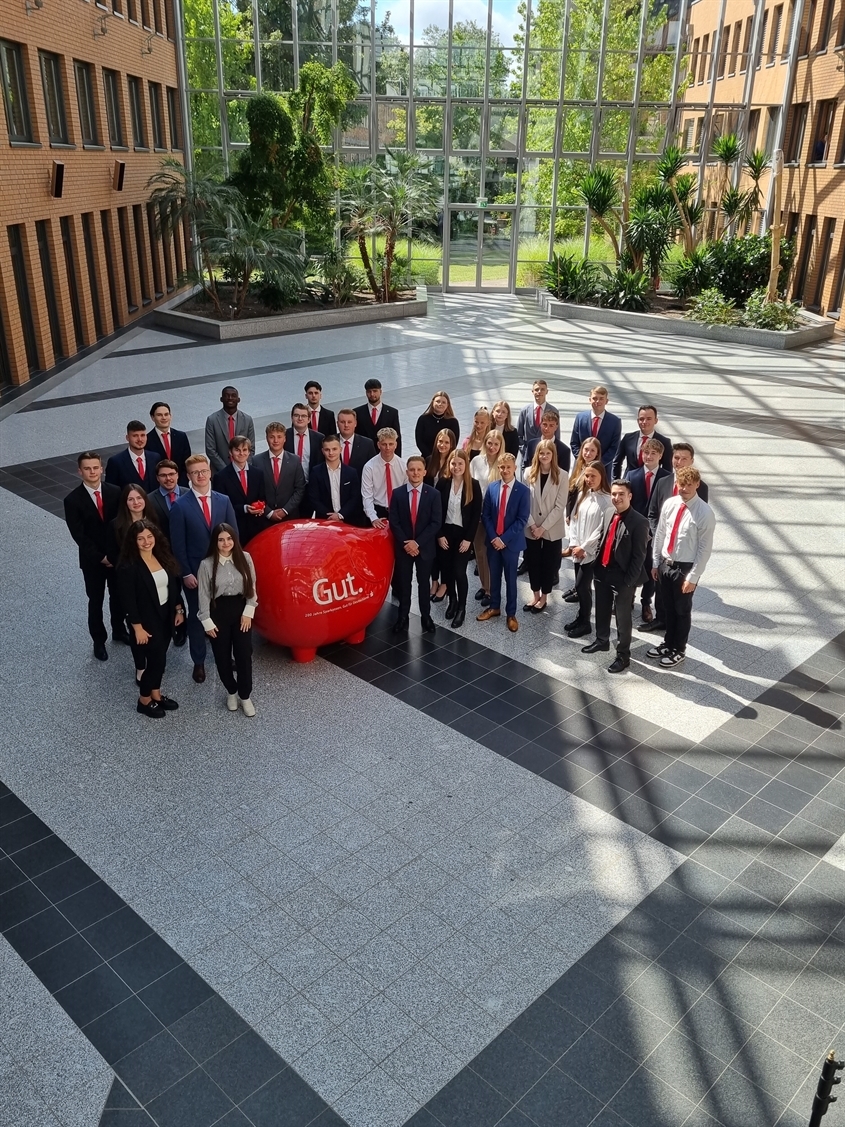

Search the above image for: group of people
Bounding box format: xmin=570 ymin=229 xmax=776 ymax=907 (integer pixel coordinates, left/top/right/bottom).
xmin=64 ymin=375 xmax=716 ymax=717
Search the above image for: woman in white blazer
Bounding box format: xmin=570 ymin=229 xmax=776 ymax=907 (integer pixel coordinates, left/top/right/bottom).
xmin=563 ymin=460 xmax=612 ymax=638
xmin=523 ymin=441 xmax=569 ymax=613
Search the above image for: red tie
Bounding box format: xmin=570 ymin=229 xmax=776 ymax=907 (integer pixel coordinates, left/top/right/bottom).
xmin=638 ymin=437 xmax=646 ymax=465
xmin=667 ymin=504 xmax=687 ymax=555
xmin=297 ymin=434 xmax=304 ymax=461
xmin=272 ymin=457 xmax=280 ymax=485
xmin=94 ymin=489 xmax=104 ymax=519
xmin=496 ymin=483 xmax=508 ymax=536
xmin=343 ymin=441 xmax=350 ymax=465
xmin=311 ymin=411 xmax=318 ymax=431
xmin=673 ymin=482 xmax=679 ymax=496
xmin=385 ymin=462 xmax=393 ymax=504
xmin=645 ymin=471 xmax=653 ymax=498
xmin=162 ymin=432 xmax=171 ymax=459
xmin=534 ymin=406 xmax=541 ymax=428
xmin=239 ymin=469 xmax=248 ymax=493
xmin=601 ymin=514 xmax=620 ymax=567
xmin=136 ymin=456 xmax=144 ymax=479
xmin=228 ymin=415 xmax=235 ymax=441
xmin=371 ymin=407 xmax=378 ymax=426
xmin=199 ymin=494 xmax=211 ymax=527
xmin=410 ymin=487 xmax=418 ymax=529
xmin=591 ymin=416 xmax=600 ymax=438
xmin=168 ymin=491 xmax=177 ymax=505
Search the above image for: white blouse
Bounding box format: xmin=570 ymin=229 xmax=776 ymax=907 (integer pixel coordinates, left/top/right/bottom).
xmin=152 ymin=567 xmax=169 ymax=606
xmin=567 ymin=491 xmax=612 ymax=564
xmin=470 ymin=457 xmax=498 ymax=495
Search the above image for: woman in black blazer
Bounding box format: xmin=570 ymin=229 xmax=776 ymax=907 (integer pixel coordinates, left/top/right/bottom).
xmin=118 ymin=519 xmax=184 ymax=718
xmin=415 ymin=391 xmax=460 ymax=461
xmin=436 ymin=448 xmax=482 ymax=628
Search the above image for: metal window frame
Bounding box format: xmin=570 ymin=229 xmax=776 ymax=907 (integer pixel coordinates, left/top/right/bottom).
xmin=1 ymin=40 xmax=33 ymax=142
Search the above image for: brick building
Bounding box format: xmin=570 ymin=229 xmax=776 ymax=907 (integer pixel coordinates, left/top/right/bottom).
xmin=0 ymin=0 xmax=188 ymax=386
xmin=678 ymin=0 xmax=845 ymax=328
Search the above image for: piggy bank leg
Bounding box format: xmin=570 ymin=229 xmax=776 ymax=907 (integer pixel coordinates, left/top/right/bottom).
xmin=290 ymin=647 xmax=317 ymax=663
xmin=344 ymin=629 xmax=367 ymax=645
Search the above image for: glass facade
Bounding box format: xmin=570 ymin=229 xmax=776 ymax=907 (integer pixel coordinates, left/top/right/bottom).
xmin=183 ymin=0 xmax=687 ymax=288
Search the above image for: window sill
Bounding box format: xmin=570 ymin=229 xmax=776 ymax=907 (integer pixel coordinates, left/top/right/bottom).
xmin=83 ymin=144 xmax=105 ymax=151
xmin=153 ymin=147 xmax=168 ymax=153
xmin=9 ymin=140 xmax=41 ymax=148
xmin=133 ymin=146 xmax=150 ymax=152
xmin=128 ymin=305 xmax=139 ymax=314
xmin=142 ymin=299 xmax=152 ymax=307
xmin=806 ymin=162 xmax=827 ymax=168
xmin=170 ymin=146 xmax=183 ymax=152
xmin=110 ymin=145 xmax=129 ymax=152
xmin=50 ymin=142 xmax=76 ymax=150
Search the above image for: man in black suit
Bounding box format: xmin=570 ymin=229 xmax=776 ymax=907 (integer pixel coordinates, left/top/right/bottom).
xmin=254 ymin=422 xmax=306 ymax=522
xmin=522 ymin=408 xmax=571 ymax=474
xmin=285 ymin=403 xmax=324 ymax=518
xmin=355 ymin=378 xmax=402 ymax=455
xmin=64 ymin=451 xmax=124 ymax=660
xmin=337 ymin=409 xmax=376 ymax=474
xmin=613 ymin=405 xmax=673 ymax=478
xmin=389 ymin=455 xmax=442 ymax=634
xmin=304 ymin=380 xmax=336 ymax=439
xmin=105 ymin=421 xmax=161 ymax=490
xmin=147 ymin=402 xmax=192 ymax=485
xmin=626 ymin=438 xmax=671 ymax=625
xmin=147 ymin=460 xmax=188 ymax=538
xmin=212 ymin=436 xmax=265 ymax=543
xmin=309 ymin=436 xmax=364 ymax=525
xmin=582 ymin=479 xmax=649 ymax=673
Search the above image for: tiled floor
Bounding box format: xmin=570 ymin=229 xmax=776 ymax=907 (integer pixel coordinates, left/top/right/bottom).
xmin=0 ymin=295 xmax=843 ymax=1127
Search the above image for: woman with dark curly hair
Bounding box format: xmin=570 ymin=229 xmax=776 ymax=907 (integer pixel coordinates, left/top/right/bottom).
xmin=198 ymin=523 xmax=258 ymax=716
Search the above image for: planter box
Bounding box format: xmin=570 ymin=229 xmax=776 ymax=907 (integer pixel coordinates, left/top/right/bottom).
xmin=156 ymin=288 xmax=428 ymax=341
xmin=536 ymin=290 xmax=836 ymax=350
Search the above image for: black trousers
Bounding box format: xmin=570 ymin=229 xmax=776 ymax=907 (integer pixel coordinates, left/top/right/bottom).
xmin=573 ymin=559 xmax=596 ymax=625
xmin=138 ymin=605 xmax=172 ymax=696
xmin=82 ymin=564 xmax=124 ymax=644
xmin=394 ymin=552 xmax=432 ymax=620
xmin=437 ymin=525 xmax=472 ymax=605
xmin=659 ymin=559 xmax=695 ymax=654
xmin=525 ymin=537 xmax=562 ymax=594
xmin=208 ymin=595 xmax=253 ymax=698
xmin=595 ymin=578 xmax=636 ymax=658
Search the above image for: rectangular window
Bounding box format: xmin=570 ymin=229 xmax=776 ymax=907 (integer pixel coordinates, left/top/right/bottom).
xmin=728 ymin=21 xmax=742 ymax=74
xmin=140 ymin=0 xmax=151 ymax=28
xmin=128 ymin=75 xmax=146 ymax=147
xmin=793 ymin=214 xmax=817 ymax=300
xmin=74 ymin=61 xmax=98 ymax=146
xmin=35 ymin=219 xmax=64 ymax=361
xmin=7 ymin=225 xmax=40 ymax=372
xmin=809 ymin=99 xmax=836 ymax=162
xmin=782 ymin=1 xmax=796 ymax=57
xmin=133 ymin=204 xmax=151 ymax=304
xmin=0 ymin=40 xmax=33 ymax=142
xmin=39 ymin=51 xmax=69 ymax=144
xmin=146 ymin=203 xmax=163 ymax=298
xmin=100 ymin=211 xmax=121 ymax=326
xmin=152 ymin=0 xmax=162 ymax=34
xmin=784 ymin=102 xmax=809 ymax=162
xmin=769 ymin=5 xmax=783 ymax=62
xmin=59 ymin=216 xmax=84 ymax=350
xmin=740 ymin=15 xmax=753 ymax=72
xmin=717 ymin=26 xmax=730 ymax=77
xmin=810 ymin=217 xmax=836 ymax=309
xmin=816 ymin=0 xmax=835 ymax=46
xmin=747 ymin=109 xmax=760 ymax=150
xmin=698 ymin=34 xmax=709 ymax=83
xmin=683 ymin=119 xmax=696 ymax=151
xmin=127 ymin=0 xmax=138 ymax=20
xmin=690 ymin=38 xmax=700 ymax=83
xmin=103 ymin=69 xmax=124 ymax=146
xmin=166 ymin=86 xmax=181 ymax=148
xmin=159 ymin=201 xmax=174 ymax=291
xmin=163 ymin=0 xmax=173 ymax=39
xmin=81 ymin=213 xmax=104 ymax=338
xmin=0 ymin=308 xmax=11 ymax=386
xmin=756 ymin=10 xmax=770 ymax=67
xmin=148 ymin=82 xmax=165 ymax=148
xmin=799 ymin=0 xmax=817 ymax=53
xmin=694 ymin=116 xmax=704 ymax=151
xmin=828 ymin=233 xmax=845 ymax=315
xmin=116 ymin=206 xmax=137 ymax=313
xmin=764 ymin=106 xmax=780 ymax=152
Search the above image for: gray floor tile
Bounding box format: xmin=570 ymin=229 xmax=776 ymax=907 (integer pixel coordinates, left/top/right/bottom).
xmin=340 ymin=992 xmax=419 ymax=1064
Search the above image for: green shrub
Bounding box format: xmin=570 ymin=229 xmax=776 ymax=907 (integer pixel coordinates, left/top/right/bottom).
xmin=668 ymin=245 xmax=713 ymax=299
xmin=741 ymin=287 xmax=803 ymax=330
xmin=315 ymin=246 xmax=363 ymax=307
xmin=597 ymin=267 xmax=650 ymax=312
xmin=707 ymin=234 xmax=794 ymax=304
xmin=686 ymin=287 xmax=742 ymax=325
xmin=542 ymin=253 xmax=600 ymax=302
xmin=255 ymin=272 xmax=304 ymax=310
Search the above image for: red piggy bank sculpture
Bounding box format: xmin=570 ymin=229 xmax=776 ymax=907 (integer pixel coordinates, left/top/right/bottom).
xmin=250 ymin=520 xmax=394 ymax=662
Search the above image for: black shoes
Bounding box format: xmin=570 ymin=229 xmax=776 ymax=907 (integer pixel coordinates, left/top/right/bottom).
xmin=452 ymin=606 xmax=466 ymax=628
xmin=638 ymin=619 xmax=665 ymax=633
xmin=581 ymin=641 xmax=610 ymax=654
xmin=608 ymin=657 xmax=630 ymax=674
xmin=517 ymin=560 xmax=529 ymax=575
xmin=392 ymin=617 xmax=409 ymax=634
xmin=137 ymin=699 xmax=165 ymax=718
xmin=93 ymin=643 xmax=108 ymax=662
xmin=192 ymin=664 xmax=206 ymax=683
xmin=112 ymin=629 xmax=132 ymax=645
xmin=474 ymin=588 xmax=486 ymax=601
xmin=563 ymin=590 xmax=579 ymax=603
xmin=158 ymin=695 xmax=179 ymax=711
xmin=445 ymin=601 xmax=457 ymax=620
xmin=566 ymin=623 xmax=591 ymax=638
xmin=421 ymin=617 xmax=436 ymax=634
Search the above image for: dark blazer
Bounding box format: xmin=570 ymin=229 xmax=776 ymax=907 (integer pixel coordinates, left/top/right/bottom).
xmin=309 ymin=462 xmax=363 ymax=525
xmin=613 ymin=430 xmax=673 ymax=478
xmin=594 ymin=506 xmax=650 ymax=589
xmin=625 ymin=465 xmax=671 ymax=517
xmin=169 ymin=490 xmax=238 ymax=580
xmin=308 ymin=406 xmax=336 ymax=439
xmin=355 ymin=403 xmax=402 ymax=455
xmin=436 ymin=478 xmax=482 ymax=542
xmin=146 ymin=485 xmax=189 ymax=539
xmin=570 ymin=411 xmax=622 ymax=474
xmin=212 ymin=463 xmax=265 ymax=543
xmin=482 ymin=479 xmax=531 ymax=554
xmin=104 ymin=449 xmax=161 ymax=491
xmin=389 ymin=484 xmax=442 ymax=561
xmin=146 ymin=428 xmax=192 ymax=482
xmin=501 ymin=428 xmax=520 ymax=458
xmin=253 ymin=450 xmax=306 ymax=518
xmin=285 ymin=428 xmax=324 ymax=476
xmin=647 ymin=474 xmax=710 ymax=536
xmin=64 ymin=482 xmax=121 ymax=569
xmin=415 ymin=414 xmax=460 ymax=462
xmin=339 ymin=433 xmax=376 ymax=475
xmin=117 ymin=561 xmax=182 ymax=636
xmin=523 ymin=436 xmax=571 ymax=474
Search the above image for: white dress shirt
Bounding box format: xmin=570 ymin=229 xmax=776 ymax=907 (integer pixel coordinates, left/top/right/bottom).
xmin=445 ymin=484 xmax=463 ymax=526
xmin=361 ymin=454 xmax=407 ymax=520
xmin=470 ymin=457 xmax=497 ymax=495
xmin=327 ymin=464 xmax=342 ymax=513
xmin=128 ymin=449 xmax=147 ymax=475
xmin=566 ymin=490 xmax=612 ymax=563
xmin=653 ymin=493 xmax=715 ymax=585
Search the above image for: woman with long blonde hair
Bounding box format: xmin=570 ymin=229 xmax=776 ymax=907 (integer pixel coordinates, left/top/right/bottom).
xmin=469 ymin=428 xmax=505 ymax=605
xmin=435 ymin=448 xmax=482 ymax=628
xmin=463 ymin=408 xmax=491 ymax=461
xmin=524 ymin=440 xmax=569 ymax=613
xmin=426 ymin=428 xmax=457 ymax=600
xmin=491 ymin=401 xmax=519 ymax=457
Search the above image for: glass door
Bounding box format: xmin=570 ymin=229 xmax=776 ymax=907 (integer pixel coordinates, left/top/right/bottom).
xmin=444 ymin=205 xmax=515 ymax=290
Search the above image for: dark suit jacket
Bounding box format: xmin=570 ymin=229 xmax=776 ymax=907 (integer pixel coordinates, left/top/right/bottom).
xmin=355 ymin=403 xmax=402 ymax=455
xmin=523 ymin=436 xmax=572 ymax=474
xmin=389 ymin=484 xmax=442 ymax=561
xmin=212 ymin=464 xmax=265 ymax=543
xmin=104 ymin=449 xmax=161 ymax=491
xmin=415 ymin=414 xmax=460 ymax=462
xmin=482 ymin=479 xmax=531 ymax=554
xmin=308 ymin=406 xmax=336 ymax=438
xmin=117 ymin=561 xmax=182 ymax=636
xmin=647 ymin=474 xmax=710 ymax=536
xmin=436 ymin=478 xmax=482 ymax=542
xmin=64 ymin=482 xmax=121 ymax=569
xmin=169 ymin=490 xmax=238 ymax=579
xmin=253 ymin=450 xmax=305 ymax=518
xmin=285 ymin=428 xmax=324 ymax=475
xmin=308 ymin=463 xmax=363 ymax=525
xmin=339 ymin=433 xmax=376 ymax=475
xmin=625 ymin=466 xmax=671 ymax=517
xmin=570 ymin=411 xmax=622 ymax=474
xmin=594 ymin=506 xmax=650 ymax=589
xmin=146 ymin=428 xmax=192 ymax=483
xmin=613 ymin=430 xmax=673 ymax=478
xmin=147 ymin=485 xmax=189 ymax=539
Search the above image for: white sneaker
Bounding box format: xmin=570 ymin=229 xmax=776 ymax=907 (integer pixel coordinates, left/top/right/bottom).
xmin=239 ymin=696 xmax=255 ymax=716
xmin=226 ymin=693 xmax=238 ymax=711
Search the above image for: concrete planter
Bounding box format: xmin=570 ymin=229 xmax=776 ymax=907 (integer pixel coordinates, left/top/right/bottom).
xmin=156 ymin=287 xmax=428 ymax=340
xmin=536 ymin=290 xmax=836 ymax=350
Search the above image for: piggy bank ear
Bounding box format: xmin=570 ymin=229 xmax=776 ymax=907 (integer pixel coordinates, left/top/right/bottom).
xmin=251 ymin=520 xmax=394 ymax=662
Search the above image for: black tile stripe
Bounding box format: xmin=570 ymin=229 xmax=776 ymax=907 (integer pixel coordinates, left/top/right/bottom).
xmin=0 ymin=784 xmax=345 ymax=1127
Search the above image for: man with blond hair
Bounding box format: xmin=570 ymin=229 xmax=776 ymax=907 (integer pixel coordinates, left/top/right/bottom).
xmin=570 ymin=385 xmax=621 ymax=475
xmin=477 ymin=454 xmax=530 ymax=632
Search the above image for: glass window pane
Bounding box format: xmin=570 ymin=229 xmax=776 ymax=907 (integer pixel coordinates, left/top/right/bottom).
xmin=606 ymin=0 xmax=645 ymax=50
xmin=448 ymin=209 xmax=478 ymax=283
xmin=191 ymin=91 xmax=222 ymax=147
xmin=481 ymin=209 xmax=512 ymax=289
xmin=485 ymin=156 xmax=518 ymax=201
xmin=221 ymin=41 xmax=255 ymax=90
xmin=563 ymin=51 xmax=599 ymax=100
xmin=412 ymin=47 xmax=447 ymax=96
xmin=298 ymin=0 xmax=331 ymax=41
xmin=415 ymin=103 xmax=444 ymax=149
xmin=451 ymin=47 xmax=486 ymax=97
xmin=186 ymin=40 xmax=218 ymax=89
xmin=338 ymin=42 xmax=371 ymax=93
xmin=451 ymin=103 xmax=481 ymax=150
xmin=377 ymin=102 xmax=407 ymax=148
xmin=260 ymin=41 xmax=295 ymax=90
xmin=184 ymin=0 xmax=216 ymax=38
xmin=639 ymin=51 xmax=676 ymax=102
xmin=517 ymin=209 xmax=552 ymax=286
xmin=560 ymin=107 xmax=592 ymax=153
xmin=635 ymin=108 xmax=668 ymax=153
xmin=599 ymin=108 xmax=630 ymax=153
xmin=602 ymin=53 xmax=637 ymax=100
xmin=448 ymin=156 xmax=481 ymax=201
xmin=554 ymin=207 xmax=587 ymax=245
xmin=488 ymin=46 xmax=516 ymax=97
xmin=488 ymin=104 xmax=519 ymax=150
xmin=256 ymin=0 xmax=293 ymax=40
xmin=525 ymin=51 xmax=561 ymax=98
xmin=299 ymin=43 xmax=333 ymax=67
xmin=375 ymin=0 xmax=411 ymax=44
xmin=341 ymin=102 xmax=370 ymax=148
xmin=520 ymin=157 xmax=554 ymax=206
xmin=377 ymin=46 xmax=409 ymax=95
xmin=555 ymin=159 xmax=590 ymax=209
xmin=226 ymin=98 xmax=250 ymax=143
xmin=525 ymin=106 xmax=556 ymax=152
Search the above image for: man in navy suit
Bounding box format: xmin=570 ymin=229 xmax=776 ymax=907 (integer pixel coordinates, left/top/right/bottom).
xmin=105 ymin=421 xmax=161 ymax=490
xmin=477 ymin=454 xmax=531 ymax=632
xmin=212 ymin=436 xmax=265 ymax=544
xmin=613 ymin=405 xmax=673 ymax=478
xmin=147 ymin=402 xmax=192 ymax=485
xmin=285 ymin=403 xmax=324 ymax=516
xmin=147 ymin=460 xmax=189 ymax=539
xmin=570 ymin=387 xmax=622 ymax=476
xmin=522 ymin=408 xmax=571 ymax=474
xmin=337 ymin=409 xmax=376 ymax=474
xmin=169 ymin=454 xmax=237 ymax=681
xmin=304 ymin=380 xmax=336 ymax=440
xmin=309 ymin=436 xmax=363 ymax=526
xmin=389 ymin=456 xmax=442 ymax=634
xmin=625 ymin=438 xmax=670 ymax=624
